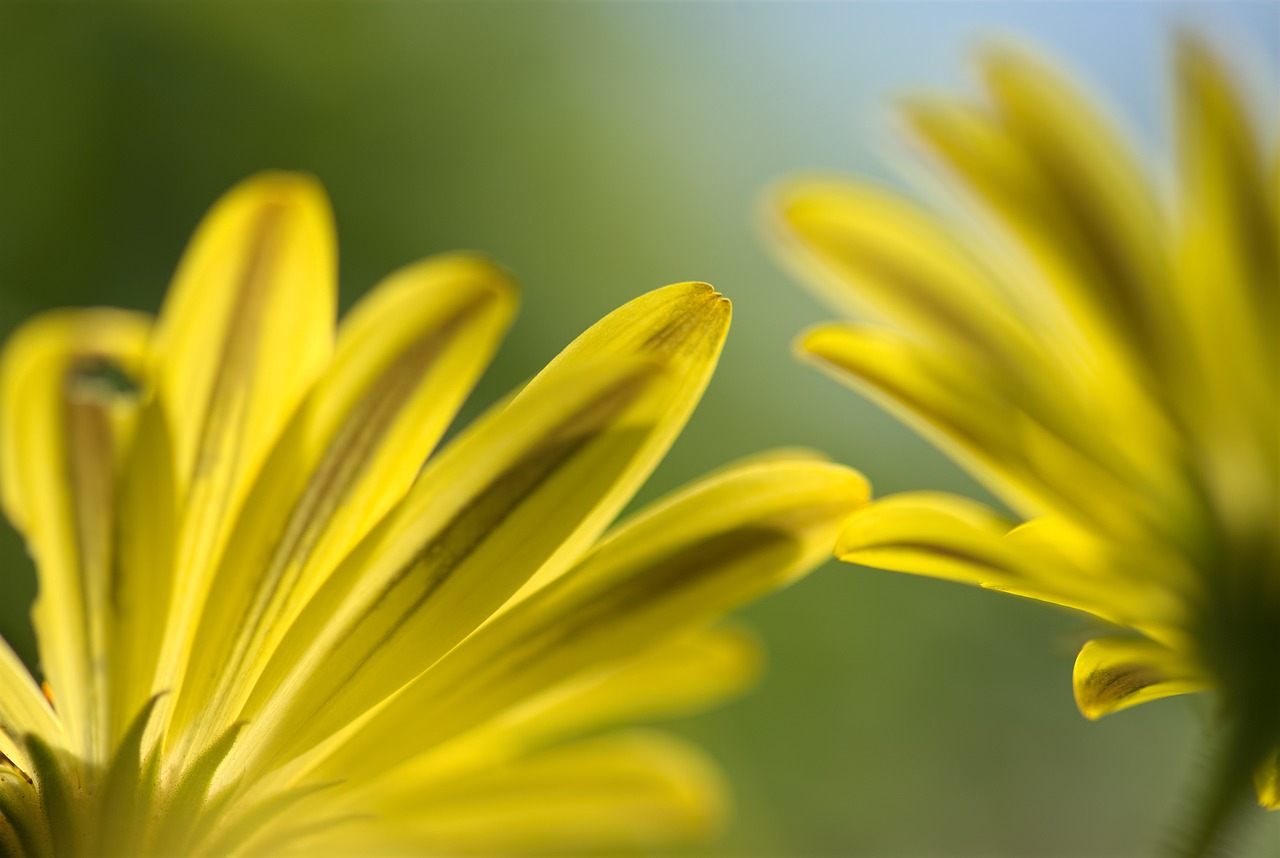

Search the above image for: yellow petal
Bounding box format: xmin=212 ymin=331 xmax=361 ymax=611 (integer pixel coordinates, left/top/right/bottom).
xmin=800 ymin=323 xmax=1048 ymax=514
xmin=1255 ymin=748 xmax=1280 ymax=810
xmin=976 ymin=43 xmax=1174 ymax=361
xmin=504 ymin=621 xmax=763 ymax=740
xmin=0 ymin=309 xmax=151 ymax=537
xmin=106 ymin=400 xmax=178 ymax=750
xmin=836 ymin=492 xmax=1134 ymax=622
xmin=0 ymin=309 xmax=151 ymax=762
xmin=349 ymin=622 xmax=762 ymax=797
xmin=307 ymin=457 xmax=866 ymax=785
xmin=0 ymin=638 xmax=61 ymax=777
xmin=227 ymin=283 xmax=730 ymax=779
xmin=509 ymin=281 xmax=732 ymax=598
xmin=149 ymin=172 xmax=337 ymax=718
xmin=801 ymin=323 xmax=1161 ymax=537
xmin=1175 ymin=34 xmax=1277 ymax=334
xmin=169 ymin=252 xmax=516 ymax=759
xmin=1172 ymin=36 xmax=1279 ymax=548
xmin=297 ymin=732 xmax=728 ymax=857
xmin=772 ymin=177 xmax=1035 ymax=371
xmin=1072 ymin=637 xmax=1210 ymax=720
xmin=837 ymin=491 xmax=1018 ymax=584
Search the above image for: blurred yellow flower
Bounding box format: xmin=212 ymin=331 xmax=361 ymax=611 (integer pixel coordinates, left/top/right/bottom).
xmin=0 ymin=173 xmax=868 ymax=856
xmin=771 ymin=36 xmax=1278 ymax=843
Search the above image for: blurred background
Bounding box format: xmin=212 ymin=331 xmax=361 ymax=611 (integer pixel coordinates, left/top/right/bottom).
xmin=1 ymin=2 xmax=1277 ymax=855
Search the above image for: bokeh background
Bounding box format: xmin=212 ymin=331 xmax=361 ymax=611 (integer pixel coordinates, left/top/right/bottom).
xmin=1 ymin=2 xmax=1277 ymax=856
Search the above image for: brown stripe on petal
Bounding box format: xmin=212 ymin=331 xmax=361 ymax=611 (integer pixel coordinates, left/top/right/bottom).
xmin=233 ymin=289 xmax=500 ymax=674
xmin=261 ymin=368 xmax=655 ymax=766
xmin=843 ymin=538 xmax=1018 ymax=579
xmin=338 ymin=527 xmax=800 ymax=770
xmin=1078 ymin=663 xmax=1165 ymax=718
xmin=62 ymin=362 xmax=128 ymax=761
xmin=334 ymin=371 xmax=650 ymax=686
xmin=641 ymin=288 xmax=728 ymax=356
xmin=191 ymin=201 xmax=283 ymax=483
xmin=503 ymin=528 xmax=795 ymax=679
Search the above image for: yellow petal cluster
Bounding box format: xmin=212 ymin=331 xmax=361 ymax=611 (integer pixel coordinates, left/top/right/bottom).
xmin=0 ymin=173 xmax=869 ymax=856
xmin=772 ymin=37 xmax=1278 ymax=812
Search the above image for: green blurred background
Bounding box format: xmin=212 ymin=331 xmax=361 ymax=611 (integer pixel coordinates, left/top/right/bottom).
xmin=1 ymin=2 xmax=1277 ymax=855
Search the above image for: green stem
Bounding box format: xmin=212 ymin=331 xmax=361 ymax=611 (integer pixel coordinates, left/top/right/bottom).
xmin=1174 ymin=719 xmax=1268 ymax=858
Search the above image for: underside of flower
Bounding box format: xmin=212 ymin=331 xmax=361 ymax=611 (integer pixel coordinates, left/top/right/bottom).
xmin=771 ymin=33 xmax=1277 ymax=851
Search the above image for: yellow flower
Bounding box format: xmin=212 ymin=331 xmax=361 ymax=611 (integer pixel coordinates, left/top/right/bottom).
xmin=0 ymin=173 xmax=868 ymax=856
xmin=771 ymin=36 xmax=1278 ymax=845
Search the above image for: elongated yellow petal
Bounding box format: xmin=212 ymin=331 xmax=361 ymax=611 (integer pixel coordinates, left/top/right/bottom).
xmin=307 ymin=457 xmax=866 ymax=785
xmin=1072 ymin=637 xmax=1210 ymax=720
xmin=801 ymin=323 xmax=1164 ymax=537
xmin=977 ymin=44 xmax=1175 ymax=360
xmin=106 ymin=402 xmax=177 ymax=750
xmin=1172 ymin=36 xmax=1279 ymax=554
xmin=773 ymin=177 xmax=1035 ymax=369
xmin=0 ymin=309 xmax=151 ymax=537
xmin=0 ymin=309 xmax=151 ymax=763
xmin=904 ymin=102 xmax=1163 ymax=404
xmin=228 ymin=357 xmax=660 ymax=777
xmin=149 ymin=172 xmax=337 ymax=722
xmin=836 ymin=492 xmax=1138 ymax=621
xmin=509 ymin=281 xmax=732 ymax=598
xmin=226 ymin=283 xmax=730 ymax=778
xmin=291 ymin=732 xmax=727 ymax=857
xmin=837 ymin=491 xmax=1017 ymax=584
xmin=504 ymin=621 xmax=763 ymax=741
xmin=0 ymin=639 xmax=60 ymax=777
xmin=170 ymin=252 xmax=516 ymax=759
xmin=1175 ymin=35 xmax=1277 ymax=337
xmin=263 ymin=623 xmax=762 ymax=843
xmin=800 ymin=323 xmax=1055 ymax=519
xmin=346 ymin=622 xmax=762 ymax=799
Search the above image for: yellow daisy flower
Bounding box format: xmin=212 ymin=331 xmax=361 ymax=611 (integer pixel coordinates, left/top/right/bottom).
xmin=771 ymin=36 xmax=1278 ymax=847
xmin=0 ymin=173 xmax=868 ymax=856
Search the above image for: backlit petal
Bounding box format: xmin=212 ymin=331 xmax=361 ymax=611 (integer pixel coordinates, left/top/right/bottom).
xmin=170 ymin=252 xmax=516 ymax=758
xmin=226 ymin=284 xmax=731 ymax=779
xmin=306 ymin=457 xmax=867 ymax=785
xmin=148 ymin=172 xmax=337 ymax=721
xmin=0 ymin=309 xmax=151 ymax=762
xmin=1072 ymin=637 xmax=1210 ymax=719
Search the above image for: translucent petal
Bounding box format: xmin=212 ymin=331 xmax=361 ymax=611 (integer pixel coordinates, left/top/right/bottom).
xmin=306 ymin=457 xmax=866 ymax=786
xmin=345 ymin=622 xmax=762 ymax=799
xmin=0 ymin=639 xmax=60 ymax=777
xmin=1072 ymin=637 xmax=1210 ymax=720
xmin=0 ymin=309 xmax=151 ymax=761
xmin=977 ymin=44 xmax=1175 ymax=361
xmin=226 ymin=284 xmax=731 ymax=778
xmin=773 ymin=177 xmax=1035 ymax=366
xmin=148 ymin=172 xmax=337 ymax=721
xmin=837 ymin=492 xmax=1136 ymax=620
xmin=170 ymin=252 xmax=516 ymax=759
xmin=295 ymin=732 xmax=727 ymax=857
xmin=1172 ymin=36 xmax=1280 ymax=552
